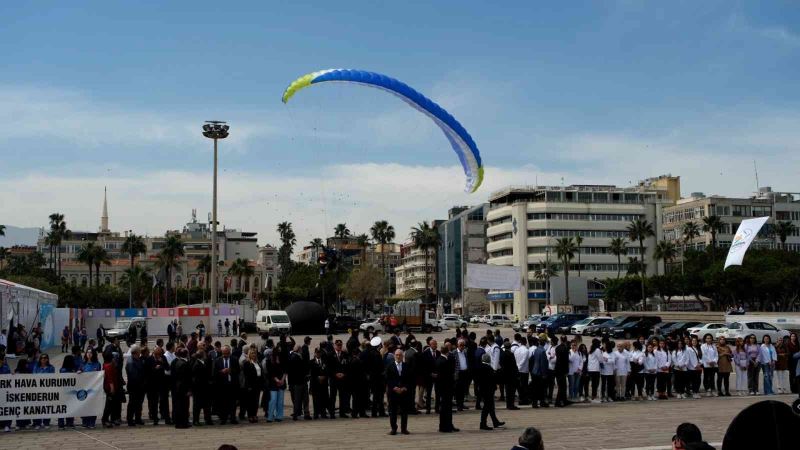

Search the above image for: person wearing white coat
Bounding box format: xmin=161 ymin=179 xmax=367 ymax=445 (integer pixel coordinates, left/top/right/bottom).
xmin=600 ymin=341 xmax=616 ymax=402
xmin=671 ymin=341 xmax=690 ymax=399
xmin=700 ymin=334 xmax=719 ymax=396
xmin=642 ymin=343 xmax=658 ymax=400
xmin=613 ymin=343 xmax=630 ymax=401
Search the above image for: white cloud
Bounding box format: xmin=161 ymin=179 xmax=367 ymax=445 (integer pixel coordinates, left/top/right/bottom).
xmin=0 ymin=163 xmax=561 ymax=251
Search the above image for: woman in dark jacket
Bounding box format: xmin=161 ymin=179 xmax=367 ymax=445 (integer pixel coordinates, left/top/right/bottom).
xmin=242 ymin=348 xmax=263 ymax=423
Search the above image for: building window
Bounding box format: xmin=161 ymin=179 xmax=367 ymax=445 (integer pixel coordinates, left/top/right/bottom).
xmin=176 ymin=275 xmax=182 ymax=288
xmin=81 ymin=277 xmax=88 ymax=287
xmin=254 ymin=277 xmax=260 ymax=293
xmin=104 ymin=276 xmax=111 ymax=285
xmin=71 ymin=277 xmax=77 ymax=286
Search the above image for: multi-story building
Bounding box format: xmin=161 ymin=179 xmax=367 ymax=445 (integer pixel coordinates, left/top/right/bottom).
xmin=663 ymin=187 xmax=800 ymax=253
xmin=395 ymin=241 xmax=437 ymax=299
xmin=38 ymin=190 xmax=274 ymax=301
xmin=437 ymin=204 xmax=489 ymax=315
xmin=485 ymin=175 xmax=679 ymax=318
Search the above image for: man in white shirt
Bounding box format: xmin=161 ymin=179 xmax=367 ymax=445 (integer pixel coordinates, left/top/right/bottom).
xmin=512 ymin=334 xmax=530 ymax=405
xmin=455 ymin=340 xmax=470 ymax=411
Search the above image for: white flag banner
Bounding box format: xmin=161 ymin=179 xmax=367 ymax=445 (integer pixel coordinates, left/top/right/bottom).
xmin=0 ymin=371 xmax=104 ymax=420
xmin=466 ymin=263 xmax=522 ymax=290
xmin=724 ymin=216 xmax=769 ymax=270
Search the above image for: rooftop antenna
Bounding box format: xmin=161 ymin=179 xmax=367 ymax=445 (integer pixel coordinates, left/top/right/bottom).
xmin=753 ymin=160 xmax=760 ymax=192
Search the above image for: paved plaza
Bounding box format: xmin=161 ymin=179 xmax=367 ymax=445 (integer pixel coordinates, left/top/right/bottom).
xmin=3 ymin=328 xmax=795 ymax=449
xmin=3 ymin=391 xmax=794 ymax=449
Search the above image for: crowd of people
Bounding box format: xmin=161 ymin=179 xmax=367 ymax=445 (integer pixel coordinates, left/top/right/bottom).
xmin=0 ymin=321 xmax=799 ymax=436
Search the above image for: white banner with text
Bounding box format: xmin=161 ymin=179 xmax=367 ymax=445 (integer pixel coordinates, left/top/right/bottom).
xmin=0 ymin=372 xmax=104 ymax=420
xmin=466 ymin=263 xmax=522 ymax=290
xmin=724 ymin=216 xmax=769 ymax=270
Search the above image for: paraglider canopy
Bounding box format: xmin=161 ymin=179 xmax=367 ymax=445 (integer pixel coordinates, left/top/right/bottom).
xmin=282 ymin=69 xmax=484 ymax=193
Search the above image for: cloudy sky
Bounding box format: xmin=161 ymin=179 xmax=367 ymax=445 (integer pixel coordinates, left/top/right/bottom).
xmin=1 ymin=1 xmax=799 ymax=248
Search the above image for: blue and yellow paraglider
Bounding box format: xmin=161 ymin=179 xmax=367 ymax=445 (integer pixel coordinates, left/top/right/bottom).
xmin=282 ymin=69 xmax=484 ymax=193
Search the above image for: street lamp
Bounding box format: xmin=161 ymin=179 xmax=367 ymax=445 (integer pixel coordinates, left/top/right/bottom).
xmin=202 ymin=121 xmax=230 ymax=308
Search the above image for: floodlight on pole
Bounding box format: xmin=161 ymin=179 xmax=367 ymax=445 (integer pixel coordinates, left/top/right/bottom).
xmin=202 ymin=121 xmax=229 ymax=308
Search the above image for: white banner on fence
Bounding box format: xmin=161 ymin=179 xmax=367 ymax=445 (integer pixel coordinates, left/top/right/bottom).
xmin=0 ymin=372 xmax=104 ymax=420
xmin=723 ymin=216 xmax=769 ymax=270
xmin=466 ymin=264 xmax=522 ymax=290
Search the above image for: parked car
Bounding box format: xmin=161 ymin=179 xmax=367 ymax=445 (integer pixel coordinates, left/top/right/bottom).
xmin=328 ymin=315 xmax=363 ymax=333
xmin=105 ymin=317 xmax=148 ymax=340
xmin=721 ymin=321 xmax=790 ymax=343
xmin=536 ymin=313 xmax=588 ymax=334
xmin=486 ymin=314 xmax=514 ymax=327
xmin=359 ymin=318 xmax=385 ymax=333
xmin=660 ymin=321 xmax=702 ymax=338
xmin=609 ymin=316 xmax=662 ymax=339
xmin=687 ymin=323 xmax=729 ymax=340
xmin=513 ymin=315 xmax=544 ymax=332
xmin=570 ymin=316 xmax=613 ymax=335
xmin=440 ymin=314 xmax=467 ymax=329
xmin=470 ymin=315 xmax=487 ymax=324
xmin=594 ymin=315 xmax=643 ymax=337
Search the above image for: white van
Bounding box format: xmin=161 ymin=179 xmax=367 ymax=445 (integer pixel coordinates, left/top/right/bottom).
xmin=256 ymin=310 xmax=292 ymax=336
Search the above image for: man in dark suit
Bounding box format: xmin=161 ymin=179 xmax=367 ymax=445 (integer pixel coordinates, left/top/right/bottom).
xmin=500 ymin=341 xmax=520 ymax=410
xmin=125 ymin=345 xmax=146 ymax=426
xmin=191 ymin=348 xmax=213 ymax=425
xmin=554 ymin=335 xmax=570 ymax=407
xmin=326 ymin=339 xmax=350 ymax=418
xmin=435 ymin=343 xmax=459 ymax=433
xmin=144 ymin=346 xmax=170 ymax=425
xmin=529 ymin=338 xmax=549 ymax=408
xmin=309 ymin=348 xmax=329 ymax=419
xmin=171 ymin=348 xmax=192 ymax=429
xmin=213 ymin=345 xmax=240 ymax=424
xmin=385 ymin=348 xmax=412 ymax=435
xmin=477 ymin=352 xmax=505 ymax=430
xmin=422 ymin=339 xmax=439 ymax=414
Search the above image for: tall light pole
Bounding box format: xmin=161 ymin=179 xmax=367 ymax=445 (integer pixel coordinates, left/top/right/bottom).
xmin=202 ymin=121 xmax=230 ymax=308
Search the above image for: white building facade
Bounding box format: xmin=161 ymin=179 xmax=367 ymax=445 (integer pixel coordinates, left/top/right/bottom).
xmin=486 ymin=179 xmax=677 ymax=318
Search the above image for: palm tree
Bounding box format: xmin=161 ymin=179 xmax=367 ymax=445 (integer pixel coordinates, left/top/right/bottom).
xmin=198 ymin=254 xmax=213 ymax=291
xmin=370 ymin=220 xmax=395 ymax=296
xmin=355 ymin=233 xmax=370 ymax=266
xmin=574 ymin=235 xmax=583 ymax=277
xmin=122 ymin=234 xmax=147 ymax=307
xmin=92 ymin=246 xmax=111 ymax=287
xmin=44 ymin=230 xmax=56 ymax=272
xmin=627 ymin=218 xmax=655 ymax=309
xmin=156 ymin=235 xmax=185 ymax=305
xmin=774 ymin=221 xmax=797 ymax=251
xmin=609 ymin=237 xmax=627 ymax=279
xmin=76 ymin=242 xmax=97 ymax=288
xmin=554 ymin=237 xmax=577 ymax=304
xmin=682 ymin=221 xmax=700 ymax=251
xmin=48 ymin=213 xmax=70 ymax=278
xmin=0 ymin=224 xmax=5 ymax=236
xmin=309 ymin=238 xmax=324 ymax=250
xmin=228 ymin=258 xmax=255 ymax=296
xmin=120 ymin=265 xmax=151 ymax=307
xmin=334 ymin=223 xmax=351 ymax=239
xmin=410 ymin=221 xmax=439 ymax=301
xmin=653 ymin=240 xmax=677 ymax=276
xmin=533 ymin=257 xmax=558 ymax=305
xmin=277 ymin=222 xmax=296 ymax=280
xmin=702 ymin=215 xmax=724 ymax=255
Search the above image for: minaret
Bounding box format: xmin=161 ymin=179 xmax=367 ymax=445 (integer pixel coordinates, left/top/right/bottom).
xmin=101 ymin=186 xmax=109 ymax=233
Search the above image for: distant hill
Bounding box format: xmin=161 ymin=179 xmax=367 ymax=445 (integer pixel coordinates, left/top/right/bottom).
xmin=0 ymin=225 xmax=41 ymax=247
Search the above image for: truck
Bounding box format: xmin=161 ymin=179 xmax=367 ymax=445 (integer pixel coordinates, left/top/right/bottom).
xmin=391 ymin=300 xmax=442 ymax=333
